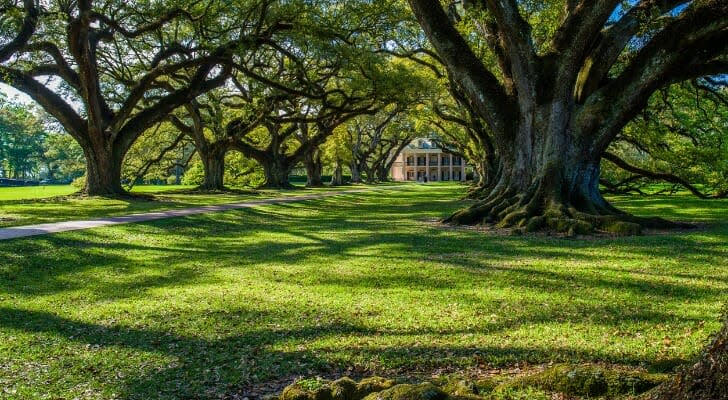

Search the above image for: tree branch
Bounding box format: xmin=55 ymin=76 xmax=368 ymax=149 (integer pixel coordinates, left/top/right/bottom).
xmin=0 ymin=0 xmax=38 ymax=63
xmin=407 ymin=0 xmax=514 ymax=136
xmin=602 ymin=151 xmax=724 ymax=199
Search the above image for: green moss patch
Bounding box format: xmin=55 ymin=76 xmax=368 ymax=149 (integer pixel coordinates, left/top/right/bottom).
xmin=280 ymin=376 xmax=396 ymax=400
xmin=278 ymin=366 xmax=666 ymax=400
xmin=603 ymin=221 xmax=643 ymax=236
xmin=501 ymin=364 xmax=667 ymax=397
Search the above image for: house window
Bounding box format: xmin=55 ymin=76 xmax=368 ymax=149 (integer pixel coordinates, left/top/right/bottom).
xmin=453 ymin=156 xmax=462 ymax=166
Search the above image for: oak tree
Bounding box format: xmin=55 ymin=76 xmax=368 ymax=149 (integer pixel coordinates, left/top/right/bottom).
xmin=408 ymin=0 xmax=727 ymax=235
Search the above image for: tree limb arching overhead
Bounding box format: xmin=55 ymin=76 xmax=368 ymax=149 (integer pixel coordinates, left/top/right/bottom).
xmin=407 ymin=0 xmax=727 ymax=235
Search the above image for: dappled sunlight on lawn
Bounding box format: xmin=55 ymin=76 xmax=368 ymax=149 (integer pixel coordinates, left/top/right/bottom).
xmin=0 ymin=184 xmax=726 ymax=398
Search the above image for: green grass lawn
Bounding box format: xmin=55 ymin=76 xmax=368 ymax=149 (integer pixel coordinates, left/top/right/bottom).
xmin=0 ymin=184 xmax=380 ymax=228
xmin=0 ymin=184 xmax=203 ymax=200
xmin=0 ymin=183 xmax=726 ymax=399
xmin=0 ymin=185 xmax=79 ymax=200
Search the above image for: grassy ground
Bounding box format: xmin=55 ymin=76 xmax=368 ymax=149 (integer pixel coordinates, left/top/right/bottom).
xmin=0 ymin=184 xmax=374 ymax=228
xmin=0 ymin=185 xmax=79 ymax=200
xmin=0 ymin=183 xmax=726 ymax=399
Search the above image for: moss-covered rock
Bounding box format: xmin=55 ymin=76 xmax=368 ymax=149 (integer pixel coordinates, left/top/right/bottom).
xmin=502 ymin=364 xmax=667 ymax=397
xmin=331 ymin=377 xmax=358 ymax=400
xmin=441 ymin=379 xmax=479 ymax=397
xmin=547 ymin=218 xmax=573 ymax=233
xmin=355 ymin=376 xmax=396 ymax=399
xmin=603 ymin=221 xmax=642 ymax=236
xmin=569 ymin=221 xmax=594 ymax=236
xmin=524 ymin=216 xmax=546 ymax=232
xmin=276 ymin=368 xmax=665 ymax=400
xmin=362 ymin=383 xmax=448 ymax=400
xmin=281 ymin=376 xmax=398 ymax=400
xmin=281 ymin=379 xmax=334 ymax=400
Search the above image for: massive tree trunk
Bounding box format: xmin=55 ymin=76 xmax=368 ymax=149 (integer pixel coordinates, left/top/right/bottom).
xmin=198 ymin=144 xmax=228 ymax=191
xmin=376 ymin=163 xmax=389 ymax=182
xmin=444 ymin=107 xmax=675 ymax=234
xmin=349 ymin=161 xmax=362 ymax=184
xmin=473 ymin=159 xmax=489 ymax=189
xmin=259 ymin=157 xmax=294 ymax=189
xmin=407 ymin=0 xmax=725 ymax=235
xmin=330 ymin=158 xmax=344 ymax=186
xmin=305 ymin=149 xmax=324 ymax=187
xmin=82 ymin=140 xmax=126 ymax=196
xmin=364 ymin=163 xmax=376 ymax=184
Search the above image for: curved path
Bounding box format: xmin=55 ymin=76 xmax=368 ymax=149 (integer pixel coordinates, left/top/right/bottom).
xmin=0 ymin=187 xmax=391 ymax=241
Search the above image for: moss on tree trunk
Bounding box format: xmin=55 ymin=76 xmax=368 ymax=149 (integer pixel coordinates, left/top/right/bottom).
xmin=446 ymin=123 xmax=681 ymax=235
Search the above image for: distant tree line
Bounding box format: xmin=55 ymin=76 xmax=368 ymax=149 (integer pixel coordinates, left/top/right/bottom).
xmin=0 ymin=96 xmax=84 ymax=183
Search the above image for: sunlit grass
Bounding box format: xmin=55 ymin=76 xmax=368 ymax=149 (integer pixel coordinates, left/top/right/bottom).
xmin=0 ymin=183 xmax=725 ymax=399
xmin=0 ymin=185 xmax=78 ymax=200
xmin=0 ymin=184 xmax=204 ymax=201
xmin=0 ymin=183 xmax=396 ymax=228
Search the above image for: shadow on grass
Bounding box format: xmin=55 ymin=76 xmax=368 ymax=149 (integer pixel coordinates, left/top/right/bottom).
xmin=0 ymin=187 xmax=726 ymax=398
xmin=0 ymin=305 xmax=690 ymax=399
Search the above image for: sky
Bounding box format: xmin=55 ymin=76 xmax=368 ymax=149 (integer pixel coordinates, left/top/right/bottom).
xmin=0 ymin=83 xmax=32 ymax=104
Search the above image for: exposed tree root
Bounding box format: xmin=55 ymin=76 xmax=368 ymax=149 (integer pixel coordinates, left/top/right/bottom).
xmin=465 ymin=184 xmax=493 ymax=200
xmin=445 ymin=182 xmax=690 ymax=236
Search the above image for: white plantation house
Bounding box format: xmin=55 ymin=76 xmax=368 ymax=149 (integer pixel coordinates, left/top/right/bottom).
xmin=389 ymin=139 xmax=467 ymax=182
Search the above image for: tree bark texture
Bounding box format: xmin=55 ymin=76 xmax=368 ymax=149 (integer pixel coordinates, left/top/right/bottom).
xmin=260 ymin=157 xmax=294 ymax=189
xmin=408 ymin=0 xmax=726 ymax=234
xmin=198 ymin=144 xmax=228 ymax=191
xmin=349 ymin=161 xmax=363 ymax=184
xmin=305 ymin=149 xmax=324 ymax=187
xmin=82 ymin=142 xmax=125 ymax=195
xmin=330 ymin=158 xmax=344 ymax=186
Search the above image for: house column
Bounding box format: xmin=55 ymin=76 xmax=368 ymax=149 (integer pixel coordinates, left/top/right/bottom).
xmin=401 ymin=153 xmax=406 ymax=181
xmin=418 ymin=152 xmax=424 ymax=181
xmin=417 ymin=153 xmax=430 ymax=182
xmin=437 ymin=153 xmax=441 ymax=181
xmin=425 ymin=152 xmax=429 ymax=182
xmin=449 ymin=154 xmax=453 ymax=181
